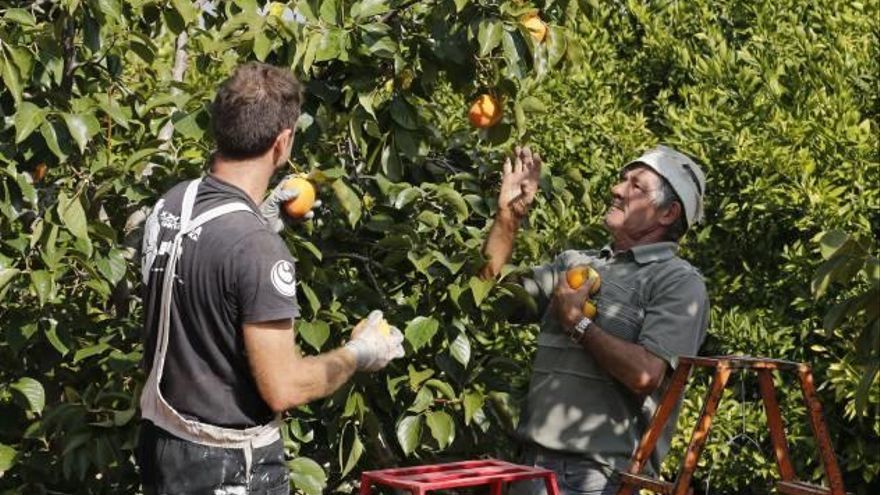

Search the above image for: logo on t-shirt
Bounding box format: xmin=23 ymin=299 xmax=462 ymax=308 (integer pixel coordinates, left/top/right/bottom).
xmin=270 ymin=260 xmax=297 ymax=297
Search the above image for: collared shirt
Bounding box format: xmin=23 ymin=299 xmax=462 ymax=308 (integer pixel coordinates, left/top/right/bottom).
xmin=517 ymin=242 xmax=709 ymax=474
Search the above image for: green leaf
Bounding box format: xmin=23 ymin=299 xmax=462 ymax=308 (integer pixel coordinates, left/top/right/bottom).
xmin=30 ymin=270 xmax=52 ymax=306
xmin=172 ymin=108 xmax=208 ymax=140
xmin=478 ymin=19 xmax=503 ymax=57
xmin=819 ymin=230 xmax=851 ymax=260
xmin=1 ymin=51 xmax=23 ymax=104
xmin=404 ymin=316 xmax=439 ymax=351
xmin=40 ymin=121 xmax=67 ymax=160
xmin=0 ymin=268 xmax=21 ymax=299
xmin=408 ymin=386 xmax=433 ymax=413
xmin=365 ymin=36 xmax=397 ymax=58
xmin=435 ymin=185 xmax=469 ymax=222
xmin=297 ymin=320 xmax=330 ymax=351
xmin=339 ymin=427 xmax=364 ymax=477
xmin=288 ymin=457 xmax=327 ymax=495
xmin=425 ymin=411 xmax=455 ymax=449
xmin=450 ymin=332 xmax=471 ymax=366
xmin=331 ymin=180 xmax=362 ymax=227
xmin=253 ymin=31 xmax=272 ymax=61
xmin=96 ymin=248 xmax=127 ymax=285
xmin=4 ymin=8 xmax=36 ymax=26
xmin=6 ymin=45 xmax=33 ymax=80
xmin=453 ymin=0 xmax=469 ymax=12
xmin=546 ymin=25 xmax=567 ymax=67
xmin=62 ymin=113 xmax=100 ymax=153
xmin=468 ymin=276 xmax=493 ymax=306
xmin=425 ymin=379 xmax=456 ymax=400
xmin=14 ymin=177 xmax=36 ymax=209
xmin=171 ymin=0 xmax=198 ymax=24
xmin=396 ymin=415 xmax=422 ymax=455
xmin=0 ymin=443 xmax=16 ymax=474
xmin=319 ymin=0 xmax=338 ymax=23
xmin=390 ymin=97 xmax=418 ymax=130
xmin=295 ymin=0 xmax=318 ymax=22
xmin=463 ymin=390 xmax=484 ymax=425
xmin=408 ymin=365 xmax=434 ymax=390
xmin=73 ymin=343 xmax=110 ymax=363
xmin=315 ymin=28 xmax=344 ymax=62
xmin=45 ymin=320 xmax=70 ymax=356
xmin=854 ymin=361 xmax=879 ymax=415
xmin=14 ymin=102 xmax=47 ymax=143
xmin=352 ymin=0 xmax=390 ymax=20
xmin=299 ymin=282 xmax=321 ymax=314
xmin=502 ymin=30 xmax=527 ymax=79
xmin=11 ymin=377 xmax=45 ymax=414
xmin=57 ymin=192 xmax=89 ymax=240
xmin=520 ymin=95 xmax=547 ymax=112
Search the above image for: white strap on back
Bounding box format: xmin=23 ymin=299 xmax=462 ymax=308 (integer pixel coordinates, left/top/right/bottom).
xmin=140 ymin=178 xmax=281 ymax=448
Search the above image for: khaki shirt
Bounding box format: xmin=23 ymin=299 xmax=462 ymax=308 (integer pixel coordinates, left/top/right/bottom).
xmin=518 ymin=242 xmax=709 ymax=474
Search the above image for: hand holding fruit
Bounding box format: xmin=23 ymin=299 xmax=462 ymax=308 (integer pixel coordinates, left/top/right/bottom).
xmin=566 ymin=265 xmax=601 ymax=318
xmin=553 ymin=265 xmax=602 ymax=329
xmin=498 ymin=145 xmax=542 ymax=219
xmin=260 ymin=175 xmax=321 ymax=232
xmin=344 ymin=310 xmax=405 ymax=371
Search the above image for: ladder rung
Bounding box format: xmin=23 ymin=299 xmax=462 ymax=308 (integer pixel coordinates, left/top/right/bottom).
xmin=776 ymin=481 xmax=832 ymax=495
xmin=618 ymin=473 xmax=674 ymax=494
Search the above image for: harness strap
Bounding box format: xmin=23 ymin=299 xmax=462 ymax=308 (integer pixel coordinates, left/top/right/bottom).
xmin=141 ymin=179 xmax=281 ymax=453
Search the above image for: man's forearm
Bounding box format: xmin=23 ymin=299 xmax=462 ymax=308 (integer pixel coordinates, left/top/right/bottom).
xmin=244 ymin=323 xmax=358 ymax=413
xmin=479 ymin=209 xmax=521 ymax=279
xmin=580 ymin=324 xmax=667 ymax=396
xmin=284 ymin=347 xmax=357 ymax=407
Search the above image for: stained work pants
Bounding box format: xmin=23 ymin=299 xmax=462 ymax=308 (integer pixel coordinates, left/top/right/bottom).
xmin=137 ymin=421 xmax=290 ymax=495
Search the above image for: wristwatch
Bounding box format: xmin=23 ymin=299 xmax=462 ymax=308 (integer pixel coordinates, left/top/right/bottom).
xmin=569 ymin=316 xmax=593 ymax=344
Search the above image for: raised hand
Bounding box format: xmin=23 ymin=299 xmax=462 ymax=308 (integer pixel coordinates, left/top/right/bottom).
xmin=498 ymin=145 xmax=542 ymax=219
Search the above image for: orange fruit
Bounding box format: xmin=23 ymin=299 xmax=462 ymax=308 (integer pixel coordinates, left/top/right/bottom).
xmin=521 ymin=13 xmax=548 ymax=43
xmin=468 ymin=94 xmax=503 ymax=128
xmin=281 ymin=177 xmax=317 ymax=219
xmin=583 ymin=300 xmax=597 ymax=318
xmin=33 ymin=163 xmax=48 ymax=182
xmin=566 ymin=265 xmax=601 ymax=295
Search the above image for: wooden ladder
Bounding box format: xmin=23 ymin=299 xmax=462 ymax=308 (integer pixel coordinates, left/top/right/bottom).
xmin=615 ymin=356 xmax=848 ymax=495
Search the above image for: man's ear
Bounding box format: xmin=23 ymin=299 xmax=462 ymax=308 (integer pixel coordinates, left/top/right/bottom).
xmin=272 ymin=129 xmax=294 ymax=168
xmin=659 ymin=201 xmax=682 ymax=227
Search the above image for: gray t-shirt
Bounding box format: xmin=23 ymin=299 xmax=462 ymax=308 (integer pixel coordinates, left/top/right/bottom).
xmin=141 ymin=175 xmax=300 ymax=428
xmin=518 ymin=242 xmax=709 ymax=474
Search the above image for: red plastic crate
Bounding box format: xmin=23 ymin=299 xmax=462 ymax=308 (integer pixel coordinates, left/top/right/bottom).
xmin=359 ymin=459 xmax=559 ymax=495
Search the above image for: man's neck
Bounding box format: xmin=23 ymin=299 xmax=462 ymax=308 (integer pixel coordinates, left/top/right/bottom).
xmin=611 ymin=228 xmax=668 ymax=253
xmin=210 ymin=153 xmax=276 ymax=205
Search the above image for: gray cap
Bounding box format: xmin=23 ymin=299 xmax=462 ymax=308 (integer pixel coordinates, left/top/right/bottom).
xmin=624 ymin=145 xmax=706 ymax=227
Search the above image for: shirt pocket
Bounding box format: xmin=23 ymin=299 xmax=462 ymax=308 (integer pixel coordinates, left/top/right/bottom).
xmin=595 ymin=278 xmax=644 ymax=342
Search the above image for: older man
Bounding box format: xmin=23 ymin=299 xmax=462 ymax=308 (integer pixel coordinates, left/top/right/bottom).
xmin=481 ymin=146 xmax=709 ymax=495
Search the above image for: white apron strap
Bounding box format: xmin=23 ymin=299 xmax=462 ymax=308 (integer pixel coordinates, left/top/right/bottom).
xmin=141 ymin=179 xmax=281 ymax=451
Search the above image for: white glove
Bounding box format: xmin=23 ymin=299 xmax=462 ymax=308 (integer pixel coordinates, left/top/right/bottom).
xmin=259 ymin=176 xmax=322 ymax=233
xmin=344 ymin=310 xmax=405 ymax=371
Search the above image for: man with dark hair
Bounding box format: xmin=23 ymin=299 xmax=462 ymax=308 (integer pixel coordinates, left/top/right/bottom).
xmin=481 ymin=145 xmax=709 ymax=495
xmin=136 ymin=62 xmax=404 ymax=494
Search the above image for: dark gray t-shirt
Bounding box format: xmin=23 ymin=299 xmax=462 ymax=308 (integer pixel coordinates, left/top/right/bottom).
xmin=141 ymin=175 xmax=300 ymax=428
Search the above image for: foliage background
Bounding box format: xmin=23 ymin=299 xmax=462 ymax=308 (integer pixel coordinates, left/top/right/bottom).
xmin=0 ymin=0 xmax=877 ymax=494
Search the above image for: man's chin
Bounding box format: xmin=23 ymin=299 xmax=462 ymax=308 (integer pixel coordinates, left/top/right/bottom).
xmin=604 ymin=207 xmax=622 ymax=227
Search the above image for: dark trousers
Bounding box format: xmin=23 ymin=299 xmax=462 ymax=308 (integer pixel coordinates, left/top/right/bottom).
xmin=136 ymin=421 xmax=290 ymax=495
xmin=510 ymin=444 xmax=620 ymax=495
